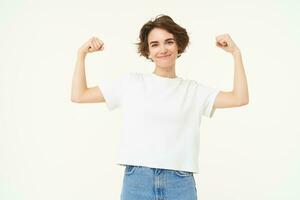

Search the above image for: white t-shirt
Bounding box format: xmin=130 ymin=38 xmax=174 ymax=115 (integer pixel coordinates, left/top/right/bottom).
xmin=98 ymin=72 xmax=220 ymax=173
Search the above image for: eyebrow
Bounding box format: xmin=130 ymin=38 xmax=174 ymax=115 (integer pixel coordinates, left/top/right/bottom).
xmin=149 ymin=38 xmax=174 ymax=45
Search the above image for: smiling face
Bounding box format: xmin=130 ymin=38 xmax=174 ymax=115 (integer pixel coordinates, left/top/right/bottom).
xmin=147 ymin=28 xmax=179 ymax=68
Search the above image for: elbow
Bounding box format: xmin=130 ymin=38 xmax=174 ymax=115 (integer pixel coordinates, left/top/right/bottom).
xmin=71 ymin=89 xmax=87 ymax=103
xmin=233 ymin=91 xmax=249 ymax=107
xmin=241 ymin=100 xmax=249 ymax=106
xmin=71 ymin=96 xmax=81 ymax=103
xmin=71 ymin=98 xmax=79 ymax=103
xmin=238 ymin=98 xmax=249 ymax=106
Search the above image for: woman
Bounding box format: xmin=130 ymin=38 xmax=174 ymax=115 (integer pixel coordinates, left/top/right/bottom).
xmin=71 ymin=15 xmax=249 ymax=200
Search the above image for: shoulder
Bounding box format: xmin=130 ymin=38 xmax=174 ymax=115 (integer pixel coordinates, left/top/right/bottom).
xmin=117 ymin=72 xmax=146 ymax=86
xmin=122 ymin=72 xmax=142 ymax=79
xmin=118 ymin=72 xmax=139 ymax=81
xmin=179 ymin=77 xmax=200 ymax=87
xmin=125 ymin=72 xmax=151 ymax=82
xmin=183 ymin=78 xmax=219 ymax=95
xmin=187 ymin=78 xmax=212 ymax=89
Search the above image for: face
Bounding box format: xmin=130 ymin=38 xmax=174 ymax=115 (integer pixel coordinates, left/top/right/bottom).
xmin=147 ymin=28 xmax=179 ymax=68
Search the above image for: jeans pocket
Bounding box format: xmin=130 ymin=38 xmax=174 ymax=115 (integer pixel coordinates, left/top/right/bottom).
xmin=174 ymin=170 xmax=193 ymax=177
xmin=124 ymin=165 xmax=137 ymax=176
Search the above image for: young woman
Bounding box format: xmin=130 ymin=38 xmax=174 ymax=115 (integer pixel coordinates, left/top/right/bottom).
xmin=71 ymin=15 xmax=249 ymax=200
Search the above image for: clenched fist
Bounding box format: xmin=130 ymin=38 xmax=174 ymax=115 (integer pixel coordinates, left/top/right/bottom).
xmin=215 ymin=34 xmax=240 ymax=54
xmin=78 ymin=36 xmax=104 ymax=55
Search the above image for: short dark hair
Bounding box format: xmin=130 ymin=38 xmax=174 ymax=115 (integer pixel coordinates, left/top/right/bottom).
xmin=135 ymin=14 xmax=190 ymax=60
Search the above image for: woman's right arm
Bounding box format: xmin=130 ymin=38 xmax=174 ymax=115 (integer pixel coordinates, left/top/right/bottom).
xmin=71 ymin=37 xmax=105 ymax=103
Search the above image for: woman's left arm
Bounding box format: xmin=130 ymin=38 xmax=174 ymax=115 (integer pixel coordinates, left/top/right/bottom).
xmin=213 ymin=34 xmax=249 ymax=108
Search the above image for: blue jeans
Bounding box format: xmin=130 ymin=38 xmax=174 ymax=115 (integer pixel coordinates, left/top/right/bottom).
xmin=120 ymin=165 xmax=198 ymax=200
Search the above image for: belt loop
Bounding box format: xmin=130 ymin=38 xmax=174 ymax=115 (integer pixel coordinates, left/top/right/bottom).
xmin=154 ymin=168 xmax=161 ymax=175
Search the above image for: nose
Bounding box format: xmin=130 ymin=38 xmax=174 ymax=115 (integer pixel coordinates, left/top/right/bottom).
xmin=160 ymin=45 xmax=167 ymax=53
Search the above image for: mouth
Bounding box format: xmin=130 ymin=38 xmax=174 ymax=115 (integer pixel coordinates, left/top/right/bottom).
xmin=157 ymin=54 xmax=171 ymax=59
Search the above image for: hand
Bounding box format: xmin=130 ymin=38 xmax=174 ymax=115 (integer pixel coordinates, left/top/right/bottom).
xmin=215 ymin=34 xmax=240 ymax=54
xmin=78 ymin=36 xmax=104 ymax=55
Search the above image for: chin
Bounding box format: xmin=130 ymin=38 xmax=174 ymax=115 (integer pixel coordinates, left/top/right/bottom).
xmin=157 ymin=62 xmax=174 ymax=68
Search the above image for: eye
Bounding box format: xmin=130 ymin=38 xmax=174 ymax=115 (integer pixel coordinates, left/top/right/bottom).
xmin=151 ymin=44 xmax=157 ymax=47
xmin=168 ymin=41 xmax=174 ymax=44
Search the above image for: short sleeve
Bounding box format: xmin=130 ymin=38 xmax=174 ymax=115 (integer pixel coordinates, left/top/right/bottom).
xmin=97 ymin=74 xmax=129 ymax=111
xmin=197 ymin=83 xmax=220 ymax=118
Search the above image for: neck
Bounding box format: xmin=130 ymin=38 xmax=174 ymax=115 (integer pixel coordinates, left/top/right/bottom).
xmin=153 ymin=66 xmax=177 ymax=78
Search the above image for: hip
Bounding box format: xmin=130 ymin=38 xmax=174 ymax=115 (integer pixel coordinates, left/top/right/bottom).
xmin=120 ymin=165 xmax=198 ymax=200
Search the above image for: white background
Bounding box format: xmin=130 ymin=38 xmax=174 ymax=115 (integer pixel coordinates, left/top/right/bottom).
xmin=1 ymin=0 xmax=299 ymax=199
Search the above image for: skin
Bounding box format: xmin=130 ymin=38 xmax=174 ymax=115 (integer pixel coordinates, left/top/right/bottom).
xmin=214 ymin=34 xmax=249 ymax=107
xmin=147 ymin=28 xmax=179 ymax=78
xmin=71 ymin=30 xmax=249 ymax=108
xmin=147 ymin=28 xmax=249 ymax=108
